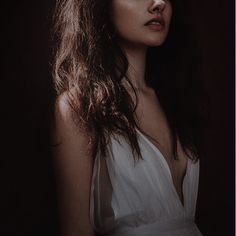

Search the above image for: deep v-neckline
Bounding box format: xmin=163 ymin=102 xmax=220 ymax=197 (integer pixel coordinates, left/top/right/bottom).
xmin=136 ymin=128 xmax=189 ymax=209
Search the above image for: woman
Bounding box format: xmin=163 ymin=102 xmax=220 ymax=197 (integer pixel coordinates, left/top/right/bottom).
xmin=52 ymin=0 xmax=203 ymax=235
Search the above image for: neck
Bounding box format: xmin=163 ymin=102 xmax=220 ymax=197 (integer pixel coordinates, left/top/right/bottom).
xmin=120 ymin=42 xmax=148 ymax=90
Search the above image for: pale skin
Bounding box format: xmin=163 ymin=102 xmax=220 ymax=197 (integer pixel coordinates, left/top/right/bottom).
xmin=53 ymin=0 xmax=188 ymax=235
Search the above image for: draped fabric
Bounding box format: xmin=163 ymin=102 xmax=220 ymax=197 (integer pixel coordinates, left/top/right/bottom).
xmin=90 ymin=129 xmax=203 ymax=236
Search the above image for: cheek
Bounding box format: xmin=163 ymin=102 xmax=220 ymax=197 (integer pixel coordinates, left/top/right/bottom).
xmin=110 ymin=1 xmax=139 ymax=37
xmin=111 ymin=1 xmax=128 ymax=28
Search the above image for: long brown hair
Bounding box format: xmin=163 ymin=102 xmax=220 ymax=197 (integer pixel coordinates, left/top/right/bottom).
xmin=52 ymin=0 xmax=204 ymax=161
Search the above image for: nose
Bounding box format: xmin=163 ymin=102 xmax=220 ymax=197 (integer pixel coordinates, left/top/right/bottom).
xmin=148 ymin=0 xmax=166 ymax=13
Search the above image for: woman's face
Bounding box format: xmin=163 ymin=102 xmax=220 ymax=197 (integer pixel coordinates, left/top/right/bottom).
xmin=110 ymin=0 xmax=172 ymax=48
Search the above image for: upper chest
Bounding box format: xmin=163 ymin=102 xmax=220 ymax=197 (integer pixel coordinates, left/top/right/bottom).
xmin=133 ymin=89 xmax=189 ymax=199
xmin=134 ymin=89 xmax=173 ymax=156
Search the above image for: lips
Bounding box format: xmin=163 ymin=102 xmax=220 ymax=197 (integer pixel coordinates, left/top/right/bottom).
xmin=144 ymin=15 xmax=165 ymax=27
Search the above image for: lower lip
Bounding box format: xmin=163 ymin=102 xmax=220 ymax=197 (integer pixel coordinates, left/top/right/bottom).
xmin=145 ymin=23 xmax=164 ymax=31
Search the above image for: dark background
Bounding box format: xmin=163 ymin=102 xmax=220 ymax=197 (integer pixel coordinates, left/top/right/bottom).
xmin=2 ymin=0 xmax=234 ymax=235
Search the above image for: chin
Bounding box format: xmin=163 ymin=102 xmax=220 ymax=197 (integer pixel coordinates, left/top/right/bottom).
xmin=146 ymin=40 xmax=165 ymax=47
xmin=142 ymin=32 xmax=168 ymax=47
xmin=118 ymin=34 xmax=168 ymax=48
xmin=144 ymin=37 xmax=167 ymax=47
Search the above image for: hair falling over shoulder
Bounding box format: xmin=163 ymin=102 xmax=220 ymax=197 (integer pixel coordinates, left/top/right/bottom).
xmin=52 ymin=0 xmax=141 ymax=158
xmin=52 ymin=0 xmax=204 ymax=161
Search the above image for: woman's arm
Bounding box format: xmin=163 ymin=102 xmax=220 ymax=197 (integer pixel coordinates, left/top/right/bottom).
xmin=52 ymin=95 xmax=95 ymax=236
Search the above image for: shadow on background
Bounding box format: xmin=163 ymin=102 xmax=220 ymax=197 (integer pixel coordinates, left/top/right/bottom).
xmin=2 ymin=1 xmax=234 ymax=235
xmin=187 ymin=1 xmax=235 ymax=235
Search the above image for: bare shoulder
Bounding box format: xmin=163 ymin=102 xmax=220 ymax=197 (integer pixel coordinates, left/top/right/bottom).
xmin=54 ymin=92 xmax=77 ymax=131
xmin=53 ymin=92 xmax=90 ymax=148
xmin=52 ymin=91 xmax=96 ymax=166
xmin=54 ymin=92 xmax=72 ymax=120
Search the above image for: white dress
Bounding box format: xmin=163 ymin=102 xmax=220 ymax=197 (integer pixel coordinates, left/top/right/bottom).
xmin=90 ymin=129 xmax=203 ymax=236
